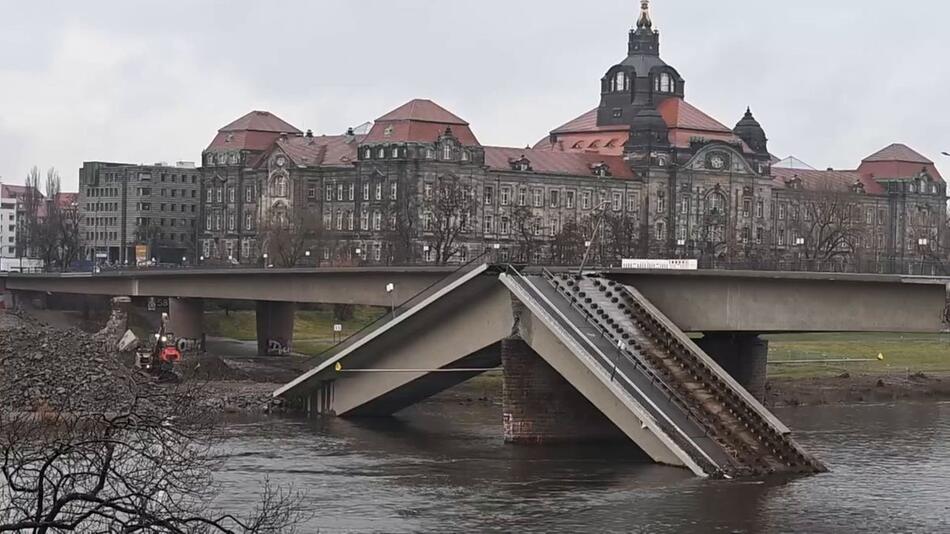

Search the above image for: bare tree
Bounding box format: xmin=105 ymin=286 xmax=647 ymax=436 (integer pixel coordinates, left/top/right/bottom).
xmin=510 ymin=205 xmax=542 ymax=263
xmin=550 ymin=218 xmax=586 ymax=265
xmin=58 ymin=206 xmax=82 ymax=270
xmin=789 ymin=192 xmax=866 ymax=263
xmin=602 ymin=212 xmax=639 ymax=263
xmin=386 ymin=187 xmax=418 ymax=265
xmin=18 ymin=166 xmax=43 ymax=260
xmin=33 ymin=168 xmax=63 ymax=270
xmin=260 ymin=207 xmax=323 ymax=268
xmin=421 ymin=175 xmax=476 ymax=265
xmin=0 ymin=379 xmax=306 ymax=532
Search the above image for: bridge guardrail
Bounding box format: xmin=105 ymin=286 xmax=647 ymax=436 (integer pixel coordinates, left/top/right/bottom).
xmin=301 ymin=250 xmax=496 ymax=368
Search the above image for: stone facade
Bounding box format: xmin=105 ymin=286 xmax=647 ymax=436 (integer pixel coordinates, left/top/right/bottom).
xmin=79 ymin=161 xmax=201 ymax=264
xmin=501 ymin=338 xmax=626 ymax=444
xmin=191 ymin=1 xmax=945 ymax=273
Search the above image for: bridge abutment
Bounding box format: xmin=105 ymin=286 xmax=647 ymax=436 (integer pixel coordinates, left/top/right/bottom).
xmin=256 ymin=301 xmax=296 ymax=356
xmin=168 ymin=298 xmax=205 ymax=354
xmin=501 ymin=337 xmax=626 ymax=444
xmin=696 ymin=333 xmax=768 ymax=400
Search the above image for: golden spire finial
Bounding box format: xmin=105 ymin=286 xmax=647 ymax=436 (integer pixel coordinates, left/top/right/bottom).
xmin=637 ymin=0 xmax=653 ymax=29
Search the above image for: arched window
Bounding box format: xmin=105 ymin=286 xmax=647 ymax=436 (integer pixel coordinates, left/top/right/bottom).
xmin=706 ymin=192 xmax=726 ymax=214
xmin=613 ymin=71 xmax=627 ymax=92
xmin=655 ymin=72 xmax=674 ymax=93
xmin=274 ymin=175 xmax=288 ymax=198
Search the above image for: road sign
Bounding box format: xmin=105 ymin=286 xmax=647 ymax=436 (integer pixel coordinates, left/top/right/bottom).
xmin=333 ymin=324 xmax=343 ymax=332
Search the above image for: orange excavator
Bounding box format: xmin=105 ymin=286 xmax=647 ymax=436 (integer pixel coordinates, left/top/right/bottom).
xmin=135 ymin=313 xmax=183 ymax=383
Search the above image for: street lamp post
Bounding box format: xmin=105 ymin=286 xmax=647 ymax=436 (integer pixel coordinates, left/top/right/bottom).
xmin=262 ymin=253 xmax=268 ymax=268
xmin=305 ymin=249 xmax=311 ymax=267
xmin=578 ymin=200 xmax=611 ymax=276
xmin=386 ymin=282 xmax=396 ymax=318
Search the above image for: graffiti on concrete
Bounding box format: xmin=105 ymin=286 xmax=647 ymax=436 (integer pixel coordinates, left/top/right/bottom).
xmin=267 ymin=339 xmax=291 ymax=356
xmin=176 ymin=337 xmax=203 ymax=353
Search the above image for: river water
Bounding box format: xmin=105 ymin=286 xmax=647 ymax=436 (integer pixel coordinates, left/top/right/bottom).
xmin=214 ymin=400 xmax=950 ymax=533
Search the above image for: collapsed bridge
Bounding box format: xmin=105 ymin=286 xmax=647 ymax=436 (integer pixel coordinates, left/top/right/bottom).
xmin=273 ymin=264 xmax=859 ymax=477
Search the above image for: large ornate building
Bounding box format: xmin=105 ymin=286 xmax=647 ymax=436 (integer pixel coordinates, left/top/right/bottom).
xmin=198 ymin=1 xmax=945 ymax=272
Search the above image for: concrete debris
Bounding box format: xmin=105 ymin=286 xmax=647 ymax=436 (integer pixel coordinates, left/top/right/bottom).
xmin=0 ymin=310 xmax=280 ymax=415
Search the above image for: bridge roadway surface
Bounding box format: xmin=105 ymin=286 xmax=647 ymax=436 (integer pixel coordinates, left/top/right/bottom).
xmin=3 ymin=267 xmax=949 ymax=333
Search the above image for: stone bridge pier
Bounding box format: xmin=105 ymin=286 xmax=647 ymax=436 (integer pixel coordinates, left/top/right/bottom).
xmin=167 ymin=298 xmax=205 ymax=354
xmin=256 ymin=301 xmax=296 ymax=356
xmin=501 ymin=337 xmax=627 ymax=444
xmin=696 ymin=333 xmax=769 ymax=400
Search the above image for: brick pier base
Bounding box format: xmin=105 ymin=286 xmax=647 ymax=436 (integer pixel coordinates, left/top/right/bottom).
xmin=501 ymin=338 xmax=626 ymax=444
xmin=696 ymin=333 xmax=768 ymax=400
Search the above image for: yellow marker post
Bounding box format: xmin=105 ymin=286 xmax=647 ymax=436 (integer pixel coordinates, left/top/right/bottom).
xmin=335 ymin=362 xmax=343 ymax=372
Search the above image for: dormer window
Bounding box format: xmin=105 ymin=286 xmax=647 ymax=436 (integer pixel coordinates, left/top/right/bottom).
xmin=363 ymin=148 xmax=371 ymax=159
xmin=509 ymin=155 xmax=532 ymax=172
xmin=851 ymin=181 xmax=866 ymax=194
xmin=655 ymin=72 xmax=674 ymax=93
xmin=442 ymin=144 xmax=452 ymax=160
xmin=377 ymin=147 xmax=385 ymax=158
xmin=591 ymin=163 xmax=612 ymax=178
xmin=425 ymin=148 xmax=435 ymax=159
xmin=391 ymin=146 xmax=399 ymax=158
xmin=612 ymin=71 xmax=628 ymax=92
xmin=461 ymin=150 xmax=469 ymax=161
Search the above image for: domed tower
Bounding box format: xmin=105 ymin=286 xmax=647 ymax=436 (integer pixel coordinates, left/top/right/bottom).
xmin=625 ymin=107 xmax=670 ymax=163
xmin=597 ymin=0 xmax=685 ymax=127
xmin=733 ymin=107 xmax=769 ymax=155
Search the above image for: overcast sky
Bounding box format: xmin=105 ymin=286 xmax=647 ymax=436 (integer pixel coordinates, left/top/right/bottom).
xmin=0 ymin=0 xmax=947 ymax=191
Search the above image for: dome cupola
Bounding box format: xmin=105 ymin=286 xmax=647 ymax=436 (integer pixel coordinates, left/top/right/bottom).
xmin=733 ymin=107 xmax=768 ymax=154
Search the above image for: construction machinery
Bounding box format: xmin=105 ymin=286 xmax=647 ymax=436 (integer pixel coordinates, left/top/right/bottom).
xmin=135 ymin=313 xmax=183 ymax=382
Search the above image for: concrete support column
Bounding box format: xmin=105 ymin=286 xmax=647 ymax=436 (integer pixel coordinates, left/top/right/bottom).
xmin=12 ymin=290 xmax=48 ymax=310
xmin=168 ymin=297 xmax=205 ymax=354
xmin=256 ymin=301 xmax=296 ymax=356
xmin=501 ymin=337 xmax=625 ymax=444
xmin=696 ymin=333 xmax=768 ymax=400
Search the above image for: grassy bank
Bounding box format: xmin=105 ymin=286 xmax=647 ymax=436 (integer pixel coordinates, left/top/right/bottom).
xmin=204 ymin=306 xmax=386 ymax=356
xmin=765 ymin=332 xmax=950 ymax=379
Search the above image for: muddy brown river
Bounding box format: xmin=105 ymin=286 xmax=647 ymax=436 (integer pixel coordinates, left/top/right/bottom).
xmin=214 ymin=400 xmax=950 ymax=533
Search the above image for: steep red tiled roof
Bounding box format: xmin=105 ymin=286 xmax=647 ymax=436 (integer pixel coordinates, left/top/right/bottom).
xmin=0 ymin=184 xmax=43 ymax=200
xmin=657 ymin=98 xmax=732 ymax=133
xmin=540 ymin=98 xmax=747 ymax=153
xmin=55 ymin=192 xmax=79 ymax=207
xmin=863 ymin=143 xmax=931 ymax=164
xmin=857 ymin=143 xmax=943 ymax=182
xmin=376 ymin=99 xmax=468 ymax=125
xmin=484 ymin=146 xmax=634 ymax=180
xmin=274 ymin=134 xmax=365 ymax=168
xmin=207 ymin=130 xmax=289 ymax=153
xmin=771 ymin=168 xmax=883 ymax=195
xmin=365 ymin=99 xmax=480 ymax=146
xmin=207 ymin=110 xmax=303 ymax=153
xmin=220 ymin=110 xmax=302 ymax=134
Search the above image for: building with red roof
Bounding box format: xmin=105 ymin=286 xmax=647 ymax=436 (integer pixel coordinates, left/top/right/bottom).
xmin=190 ymin=1 xmax=946 ymax=273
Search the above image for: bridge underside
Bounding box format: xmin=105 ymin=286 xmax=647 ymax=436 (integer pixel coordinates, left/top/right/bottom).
xmin=276 ymin=266 xmax=826 ymax=478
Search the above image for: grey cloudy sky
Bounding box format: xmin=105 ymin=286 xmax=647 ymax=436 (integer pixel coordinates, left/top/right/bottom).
xmin=0 ymin=0 xmax=947 ymax=190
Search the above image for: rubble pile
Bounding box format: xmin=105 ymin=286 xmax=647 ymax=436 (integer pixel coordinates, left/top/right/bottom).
xmin=0 ymin=311 xmax=280 ymax=415
xmin=0 ymin=312 xmax=133 ymax=413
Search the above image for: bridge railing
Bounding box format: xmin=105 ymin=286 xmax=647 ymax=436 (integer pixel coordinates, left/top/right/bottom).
xmin=301 ymin=250 xmax=496 ymax=368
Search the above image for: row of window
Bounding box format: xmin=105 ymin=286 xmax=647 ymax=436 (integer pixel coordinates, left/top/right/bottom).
xmin=205 ymin=184 xmax=257 ymax=205
xmin=136 ymin=187 xmax=197 ymax=199
xmin=322 ymin=181 xmax=398 ymax=202
xmin=136 ymin=217 xmax=193 ymax=228
xmin=362 ymin=144 xmax=470 ymax=162
xmin=85 ymin=202 xmax=118 ymax=212
xmin=607 ymin=71 xmax=676 ymax=94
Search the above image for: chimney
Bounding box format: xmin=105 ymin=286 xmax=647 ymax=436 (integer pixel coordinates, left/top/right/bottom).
xmin=306 ymin=129 xmax=313 ymax=138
